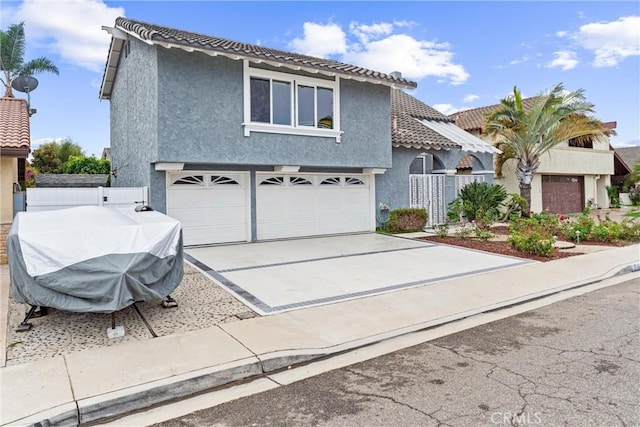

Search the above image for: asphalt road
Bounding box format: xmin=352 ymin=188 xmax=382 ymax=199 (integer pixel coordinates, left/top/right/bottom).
xmin=153 ymin=278 xmax=640 ymax=427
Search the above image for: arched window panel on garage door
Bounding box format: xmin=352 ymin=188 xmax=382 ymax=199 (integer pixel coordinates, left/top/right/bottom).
xmin=320 ymin=177 xmax=341 ymax=185
xmin=171 ymin=175 xmax=204 ymax=186
xmin=260 ymin=176 xmax=285 ymax=186
xmin=345 ymin=177 xmax=366 ymax=186
xmin=210 ymin=175 xmax=239 ymax=185
xmin=290 ymin=176 xmax=313 ymax=185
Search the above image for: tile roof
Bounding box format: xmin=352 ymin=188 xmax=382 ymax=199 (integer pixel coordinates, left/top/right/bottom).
xmin=35 ymin=174 xmax=110 ymax=188
xmin=0 ymin=97 xmax=30 ymax=156
xmin=101 ymin=18 xmax=416 ymax=98
xmin=616 ymin=146 xmax=640 ymax=168
xmin=391 ymin=89 xmax=453 ymax=123
xmin=391 ymin=89 xmax=498 ymax=154
xmin=456 ymin=155 xmax=473 ymax=169
xmin=449 ymin=97 xmax=543 ymax=131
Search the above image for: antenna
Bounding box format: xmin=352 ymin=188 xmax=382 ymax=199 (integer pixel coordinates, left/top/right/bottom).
xmin=11 ymin=76 xmax=39 ymax=116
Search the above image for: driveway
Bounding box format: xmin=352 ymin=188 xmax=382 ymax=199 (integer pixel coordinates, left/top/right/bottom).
xmin=185 ymin=233 xmax=534 ymax=315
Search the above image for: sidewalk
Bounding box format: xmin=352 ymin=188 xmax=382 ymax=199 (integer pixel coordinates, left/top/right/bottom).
xmin=1 ymin=244 xmax=639 ymax=426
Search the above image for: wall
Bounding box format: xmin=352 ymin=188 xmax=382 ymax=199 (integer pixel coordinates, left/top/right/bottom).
xmin=0 ymin=157 xmax=17 ymax=223
xmin=155 ymin=49 xmax=392 ymax=169
xmin=109 ymin=38 xmax=159 ymax=190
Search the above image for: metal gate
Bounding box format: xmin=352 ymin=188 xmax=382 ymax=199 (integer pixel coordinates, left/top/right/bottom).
xmin=409 ymin=174 xmax=446 ymax=227
xmin=455 ymin=175 xmax=485 ymax=195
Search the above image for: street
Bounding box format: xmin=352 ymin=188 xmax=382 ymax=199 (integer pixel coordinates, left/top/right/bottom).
xmin=153 ymin=278 xmax=639 ymax=427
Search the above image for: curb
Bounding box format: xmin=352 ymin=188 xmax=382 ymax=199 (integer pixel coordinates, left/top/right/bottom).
xmin=9 ymin=260 xmax=640 ymax=427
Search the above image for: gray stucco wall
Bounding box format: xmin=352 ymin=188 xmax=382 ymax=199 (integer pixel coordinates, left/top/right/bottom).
xmin=109 ymin=38 xmax=158 ymax=189
xmin=154 ymin=48 xmax=391 ymax=168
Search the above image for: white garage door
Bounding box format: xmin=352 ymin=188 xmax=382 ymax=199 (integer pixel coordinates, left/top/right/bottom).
xmin=256 ymin=173 xmax=374 ymax=240
xmin=167 ymin=172 xmax=249 ymax=246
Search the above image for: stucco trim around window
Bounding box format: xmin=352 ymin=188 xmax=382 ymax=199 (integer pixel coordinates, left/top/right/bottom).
xmin=242 ymin=61 xmax=343 ymax=142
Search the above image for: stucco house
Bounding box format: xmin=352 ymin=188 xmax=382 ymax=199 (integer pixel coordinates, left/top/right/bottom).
xmin=100 ymin=18 xmax=421 ymax=246
xmin=0 ymin=97 xmax=30 ymax=263
xmin=450 ymin=102 xmax=616 ymax=214
xmin=100 ymin=18 xmax=502 ymax=244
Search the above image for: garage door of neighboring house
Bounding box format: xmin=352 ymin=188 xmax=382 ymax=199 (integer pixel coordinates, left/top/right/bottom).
xmin=542 ymin=175 xmax=584 ymax=214
xmin=256 ymin=173 xmax=374 ymax=240
xmin=167 ymin=172 xmax=250 ymax=246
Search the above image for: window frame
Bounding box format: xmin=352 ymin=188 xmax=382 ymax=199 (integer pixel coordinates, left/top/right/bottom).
xmin=243 ymin=61 xmax=343 ymax=142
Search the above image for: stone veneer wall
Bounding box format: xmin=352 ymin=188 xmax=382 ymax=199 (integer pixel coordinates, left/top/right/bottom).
xmin=0 ymin=222 xmax=10 ymax=264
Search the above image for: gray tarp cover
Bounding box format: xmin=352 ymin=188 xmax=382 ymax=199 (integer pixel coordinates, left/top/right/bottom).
xmin=7 ymin=206 xmax=183 ymax=313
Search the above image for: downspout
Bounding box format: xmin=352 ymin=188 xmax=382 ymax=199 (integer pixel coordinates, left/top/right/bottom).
xmin=594 ymin=175 xmax=600 ymax=208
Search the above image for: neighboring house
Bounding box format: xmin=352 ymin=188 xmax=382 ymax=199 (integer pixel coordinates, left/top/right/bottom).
xmin=614 ymin=146 xmax=639 ymax=187
xmin=450 ymin=103 xmax=616 ymax=214
xmin=376 ymin=89 xmax=497 ymax=225
xmin=100 ymin=18 xmax=417 ymax=245
xmin=35 ymin=174 xmax=109 ymax=188
xmin=101 ymin=147 xmax=111 ymax=162
xmin=0 ymin=97 xmax=31 ymax=264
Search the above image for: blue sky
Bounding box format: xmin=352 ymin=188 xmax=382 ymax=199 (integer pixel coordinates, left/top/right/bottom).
xmin=2 ymin=1 xmax=639 ymax=157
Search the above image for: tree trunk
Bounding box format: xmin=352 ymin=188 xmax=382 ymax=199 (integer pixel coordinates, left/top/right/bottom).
xmin=520 ymin=182 xmax=532 ymax=217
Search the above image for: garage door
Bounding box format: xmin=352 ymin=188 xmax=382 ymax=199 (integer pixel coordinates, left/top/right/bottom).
xmin=256 ymin=173 xmax=373 ymax=240
xmin=167 ymin=172 xmax=249 ymax=245
xmin=542 ymin=175 xmax=584 ymax=214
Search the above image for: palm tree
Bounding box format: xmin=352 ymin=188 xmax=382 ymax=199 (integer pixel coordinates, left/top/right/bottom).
xmin=0 ymin=21 xmax=59 ymax=97
xmin=484 ymin=83 xmax=612 ymax=214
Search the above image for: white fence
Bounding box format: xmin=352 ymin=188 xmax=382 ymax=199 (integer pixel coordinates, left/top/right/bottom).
xmin=409 ymin=174 xmax=447 ymax=227
xmin=26 ymin=187 xmax=148 ymax=212
xmin=455 ymin=175 xmax=485 ymax=195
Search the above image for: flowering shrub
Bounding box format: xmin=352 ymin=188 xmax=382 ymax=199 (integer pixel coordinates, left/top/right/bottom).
xmin=508 ymin=229 xmax=555 ymax=256
xmin=508 ymin=215 xmax=556 ymax=256
xmin=562 ymin=215 xmax=594 ymax=242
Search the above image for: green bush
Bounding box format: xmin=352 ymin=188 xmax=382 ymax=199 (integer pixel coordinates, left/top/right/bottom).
xmin=508 ymin=230 xmax=556 ymax=257
xmin=620 ymin=218 xmax=640 ymax=241
xmin=474 ymin=227 xmax=494 ymax=241
xmin=457 ymin=182 xmax=508 ymax=222
xmin=385 ymin=208 xmax=427 ymax=233
xmin=508 ymin=214 xmax=557 ymax=256
xmin=435 ymin=223 xmax=450 ymax=237
xmin=562 ymin=214 xmax=594 ymax=242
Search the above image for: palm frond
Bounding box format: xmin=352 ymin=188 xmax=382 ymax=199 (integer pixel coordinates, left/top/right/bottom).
xmin=19 ymin=57 xmax=59 ymax=76
xmin=0 ymin=22 xmax=26 ymax=73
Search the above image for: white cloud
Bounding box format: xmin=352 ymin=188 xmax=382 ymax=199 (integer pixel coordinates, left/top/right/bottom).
xmin=349 ymin=22 xmax=393 ymax=44
xmin=432 ymin=103 xmax=462 ymax=115
xmin=555 ymin=31 xmax=568 ymax=38
xmin=289 ymin=22 xmax=347 ymax=57
xmin=463 ymin=94 xmax=479 ymax=103
xmin=546 ymin=50 xmax=579 ymax=70
xmin=8 ymin=0 xmax=124 ymax=72
xmin=576 ymin=16 xmax=640 ymax=67
xmin=509 ymin=55 xmax=530 ymax=65
xmin=288 ymin=20 xmax=469 ymax=85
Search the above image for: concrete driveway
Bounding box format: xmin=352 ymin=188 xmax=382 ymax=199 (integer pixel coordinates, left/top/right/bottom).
xmin=185 ymin=233 xmax=534 ymax=315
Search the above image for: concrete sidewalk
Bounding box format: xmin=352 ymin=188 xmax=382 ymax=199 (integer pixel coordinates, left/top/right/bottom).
xmin=1 ymin=244 xmax=639 ymax=426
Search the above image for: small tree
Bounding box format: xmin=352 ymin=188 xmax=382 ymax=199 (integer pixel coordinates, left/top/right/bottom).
xmin=484 ymin=83 xmax=612 ymax=215
xmin=31 ymin=143 xmax=63 ymax=173
xmin=64 ymin=155 xmax=110 ymax=174
xmin=56 ymin=138 xmax=84 ymax=164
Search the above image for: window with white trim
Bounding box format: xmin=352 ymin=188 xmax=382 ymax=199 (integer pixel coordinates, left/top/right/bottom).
xmin=243 ymin=62 xmax=342 ymax=141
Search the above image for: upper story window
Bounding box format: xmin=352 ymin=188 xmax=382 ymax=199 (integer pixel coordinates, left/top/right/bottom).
xmin=243 ymin=62 xmax=342 ymax=142
xmin=568 ymin=137 xmax=593 ymax=149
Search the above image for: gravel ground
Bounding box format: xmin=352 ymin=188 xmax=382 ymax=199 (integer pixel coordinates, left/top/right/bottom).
xmin=5 ymin=262 xmax=257 ymax=366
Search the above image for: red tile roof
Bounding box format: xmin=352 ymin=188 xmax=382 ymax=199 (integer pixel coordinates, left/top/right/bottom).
xmin=449 ymin=97 xmax=543 ymax=131
xmin=0 ymin=97 xmax=30 ymax=156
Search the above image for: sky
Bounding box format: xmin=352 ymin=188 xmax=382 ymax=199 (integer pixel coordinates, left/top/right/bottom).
xmin=1 ymin=1 xmax=639 ymax=157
